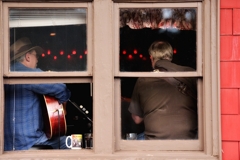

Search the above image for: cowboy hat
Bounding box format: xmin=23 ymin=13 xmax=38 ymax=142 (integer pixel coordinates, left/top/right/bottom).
xmin=10 ymin=37 xmax=44 ymax=61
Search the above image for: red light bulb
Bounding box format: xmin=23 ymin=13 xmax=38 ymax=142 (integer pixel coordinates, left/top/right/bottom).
xmin=72 ymin=50 xmax=77 ymax=55
xmin=133 ymin=49 xmax=138 ymax=54
xmin=128 ymin=54 xmax=133 ymax=59
xmin=173 ymin=49 xmax=177 ymax=54
xmin=60 ymin=50 xmax=64 ymax=55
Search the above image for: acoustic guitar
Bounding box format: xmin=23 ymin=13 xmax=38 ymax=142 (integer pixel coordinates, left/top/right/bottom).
xmin=42 ymin=95 xmax=92 ymax=139
xmin=42 ymin=95 xmax=67 ymax=139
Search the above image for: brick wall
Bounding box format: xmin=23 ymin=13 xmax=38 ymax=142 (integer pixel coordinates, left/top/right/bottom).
xmin=221 ymin=0 xmax=240 ymax=159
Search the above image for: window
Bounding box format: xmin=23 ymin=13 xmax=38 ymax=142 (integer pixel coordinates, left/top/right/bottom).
xmin=0 ymin=0 xmax=221 ymax=159
xmin=113 ymin=1 xmax=221 ymax=158
xmin=2 ymin=1 xmax=94 ymax=155
xmin=3 ymin=3 xmax=92 ymax=76
xmin=114 ymin=2 xmax=203 ymax=151
xmin=9 ymin=9 xmax=87 ymax=72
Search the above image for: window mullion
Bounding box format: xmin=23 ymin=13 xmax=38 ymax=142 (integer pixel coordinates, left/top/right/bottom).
xmin=92 ymin=0 xmax=115 ymax=154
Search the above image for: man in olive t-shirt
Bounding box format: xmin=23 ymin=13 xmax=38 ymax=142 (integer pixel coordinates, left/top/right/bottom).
xmin=128 ymin=41 xmax=197 ymax=140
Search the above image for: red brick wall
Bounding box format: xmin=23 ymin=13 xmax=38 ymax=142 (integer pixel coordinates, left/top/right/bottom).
xmin=221 ymin=0 xmax=240 ymax=159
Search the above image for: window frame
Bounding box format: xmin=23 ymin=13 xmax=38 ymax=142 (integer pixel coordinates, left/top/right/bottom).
xmin=112 ymin=0 xmax=221 ymax=158
xmin=114 ymin=2 xmax=203 ymax=151
xmin=0 ymin=0 xmax=221 ymax=159
xmin=1 ymin=2 xmax=95 ymax=158
xmin=114 ymin=2 xmax=203 ymax=77
xmin=3 ymin=2 xmax=93 ymax=77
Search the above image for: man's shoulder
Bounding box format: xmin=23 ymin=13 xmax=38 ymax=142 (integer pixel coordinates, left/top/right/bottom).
xmin=155 ymin=60 xmax=195 ymax=72
xmin=10 ymin=62 xmax=43 ymax=72
xmin=137 ymin=77 xmax=165 ymax=84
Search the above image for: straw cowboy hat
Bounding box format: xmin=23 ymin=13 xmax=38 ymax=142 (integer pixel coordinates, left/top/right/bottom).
xmin=10 ymin=37 xmax=43 ymax=61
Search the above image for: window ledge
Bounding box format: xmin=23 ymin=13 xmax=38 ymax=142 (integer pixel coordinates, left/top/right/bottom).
xmin=1 ymin=150 xmax=219 ymax=160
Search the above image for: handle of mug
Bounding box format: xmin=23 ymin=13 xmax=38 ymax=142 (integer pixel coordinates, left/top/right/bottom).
xmin=65 ymin=136 xmax=72 ymax=148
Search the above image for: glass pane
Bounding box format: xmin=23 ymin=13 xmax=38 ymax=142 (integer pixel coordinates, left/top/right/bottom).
xmin=9 ymin=9 xmax=87 ymax=72
xmin=120 ymin=8 xmax=197 ymax=72
xmin=4 ymin=83 xmax=93 ymax=151
xmin=121 ymin=77 xmax=145 ymax=139
xmin=121 ymin=77 xmax=198 ymax=140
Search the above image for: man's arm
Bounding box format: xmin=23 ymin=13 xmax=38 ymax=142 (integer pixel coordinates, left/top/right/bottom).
xmin=131 ymin=114 xmax=143 ymax=124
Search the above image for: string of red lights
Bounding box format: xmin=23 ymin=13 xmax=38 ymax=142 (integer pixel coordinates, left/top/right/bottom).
xmin=41 ymin=50 xmax=88 ymax=60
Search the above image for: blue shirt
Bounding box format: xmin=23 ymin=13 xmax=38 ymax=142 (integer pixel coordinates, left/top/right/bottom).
xmin=4 ymin=62 xmax=71 ymax=151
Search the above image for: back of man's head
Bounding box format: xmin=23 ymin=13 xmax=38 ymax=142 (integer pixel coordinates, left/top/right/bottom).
xmin=148 ymin=41 xmax=173 ymax=61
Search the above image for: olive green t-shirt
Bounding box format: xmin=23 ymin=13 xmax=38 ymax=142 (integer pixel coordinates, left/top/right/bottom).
xmin=128 ymin=60 xmax=198 ymax=139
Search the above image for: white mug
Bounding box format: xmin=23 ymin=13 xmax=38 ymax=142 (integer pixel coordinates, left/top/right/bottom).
xmin=126 ymin=133 xmax=137 ymax=140
xmin=65 ymin=134 xmax=82 ymax=149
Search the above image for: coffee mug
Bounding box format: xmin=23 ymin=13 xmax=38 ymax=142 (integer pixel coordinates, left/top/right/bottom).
xmin=65 ymin=134 xmax=82 ymax=149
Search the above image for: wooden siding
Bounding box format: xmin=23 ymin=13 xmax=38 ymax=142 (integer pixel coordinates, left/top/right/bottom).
xmin=221 ymin=0 xmax=240 ymax=159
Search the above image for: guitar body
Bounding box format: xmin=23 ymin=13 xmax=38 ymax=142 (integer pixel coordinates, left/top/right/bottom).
xmin=42 ymin=95 xmax=67 ymax=139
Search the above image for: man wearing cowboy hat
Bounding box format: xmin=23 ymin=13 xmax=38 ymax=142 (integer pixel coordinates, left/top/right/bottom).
xmin=4 ymin=37 xmax=71 ymax=151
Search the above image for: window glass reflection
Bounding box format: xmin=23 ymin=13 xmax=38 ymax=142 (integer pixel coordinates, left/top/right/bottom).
xmin=120 ymin=8 xmax=197 ymax=72
xmin=9 ymin=9 xmax=87 ymax=72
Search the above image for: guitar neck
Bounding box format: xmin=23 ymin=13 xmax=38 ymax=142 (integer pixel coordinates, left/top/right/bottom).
xmin=68 ymin=99 xmax=93 ymax=123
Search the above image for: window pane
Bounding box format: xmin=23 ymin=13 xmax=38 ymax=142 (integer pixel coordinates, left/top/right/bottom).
xmin=121 ymin=77 xmax=198 ymax=140
xmin=4 ymin=83 xmax=93 ymax=151
xmin=9 ymin=9 xmax=87 ymax=72
xmin=121 ymin=77 xmax=145 ymax=139
xmin=120 ymin=8 xmax=197 ymax=72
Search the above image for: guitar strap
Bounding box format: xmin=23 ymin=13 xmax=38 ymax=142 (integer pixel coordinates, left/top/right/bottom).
xmin=155 ymin=67 xmax=197 ymax=100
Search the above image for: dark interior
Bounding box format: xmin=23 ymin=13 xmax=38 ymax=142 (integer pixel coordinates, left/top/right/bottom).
xmin=10 ymin=24 xmax=196 ymax=140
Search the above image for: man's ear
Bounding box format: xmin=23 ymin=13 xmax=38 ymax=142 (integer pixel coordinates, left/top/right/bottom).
xmin=25 ymin=52 xmax=31 ymax=62
xmin=150 ymin=56 xmax=155 ymax=69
